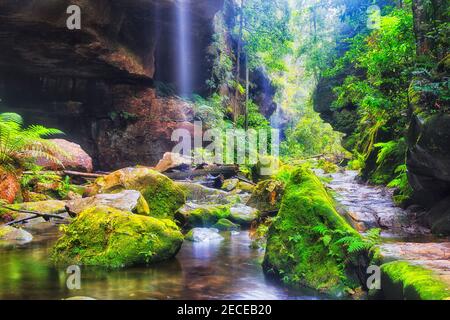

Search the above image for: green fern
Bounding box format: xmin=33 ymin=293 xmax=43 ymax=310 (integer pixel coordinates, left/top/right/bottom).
xmin=0 ymin=112 xmax=64 ymax=174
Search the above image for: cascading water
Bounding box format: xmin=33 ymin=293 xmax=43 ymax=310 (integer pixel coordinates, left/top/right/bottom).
xmin=175 ymin=0 xmax=192 ymax=98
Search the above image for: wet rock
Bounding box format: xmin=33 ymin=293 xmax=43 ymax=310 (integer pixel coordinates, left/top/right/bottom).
xmin=326 ymin=171 xmax=427 ymax=234
xmin=222 ymin=179 xmax=255 ymax=194
xmin=213 ymin=219 xmax=240 ymax=231
xmin=180 ymin=204 xmax=231 ymax=228
xmin=52 ymin=206 xmax=184 ymax=268
xmin=88 ymin=167 xmax=185 ymax=219
xmin=222 ymin=179 xmax=239 ymax=192
xmin=66 ymin=190 xmax=149 ymax=217
xmin=229 ymin=205 xmax=259 ymax=226
xmin=178 ymin=203 xmax=258 ymax=228
xmin=246 ymin=179 xmax=284 ymax=213
xmin=36 ymin=139 xmax=93 ymax=173
xmin=185 ymin=228 xmax=224 ymax=243
xmin=177 ymin=182 xmax=228 ymax=203
xmin=427 ymin=196 xmax=450 ymax=235
xmin=0 ymin=225 xmax=33 ymax=243
xmin=154 ymin=152 xmax=192 ymax=173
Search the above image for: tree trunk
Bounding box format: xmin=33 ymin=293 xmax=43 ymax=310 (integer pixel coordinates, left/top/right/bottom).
xmin=234 ymin=0 xmax=245 ymax=124
xmin=245 ymin=56 xmax=249 ymax=131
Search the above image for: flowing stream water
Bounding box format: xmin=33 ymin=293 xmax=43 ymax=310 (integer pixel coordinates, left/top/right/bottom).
xmin=1 ymin=170 xmax=448 ymax=300
xmin=0 ymin=228 xmax=321 ymax=300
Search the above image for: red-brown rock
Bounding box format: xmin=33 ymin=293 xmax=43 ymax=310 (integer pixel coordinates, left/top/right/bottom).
xmin=36 ymin=139 xmax=93 ymax=172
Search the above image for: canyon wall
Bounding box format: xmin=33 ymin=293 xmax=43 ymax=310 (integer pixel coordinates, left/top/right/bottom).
xmin=0 ymin=0 xmax=223 ymax=169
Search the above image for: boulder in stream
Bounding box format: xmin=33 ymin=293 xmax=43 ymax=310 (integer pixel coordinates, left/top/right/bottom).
xmin=0 ymin=225 xmax=33 ymax=243
xmin=52 ymin=205 xmax=183 ymax=268
xmin=185 ymin=228 xmax=224 ymax=243
xmin=66 ymin=190 xmax=149 ymax=217
xmin=87 ymin=167 xmax=185 ymax=219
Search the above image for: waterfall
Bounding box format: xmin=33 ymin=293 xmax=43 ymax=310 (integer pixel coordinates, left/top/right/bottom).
xmin=175 ymin=0 xmax=192 ymax=98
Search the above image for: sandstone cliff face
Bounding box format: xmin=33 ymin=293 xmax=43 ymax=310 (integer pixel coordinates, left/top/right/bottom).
xmin=407 ymin=56 xmax=450 ymax=234
xmin=0 ymin=0 xmax=223 ymax=169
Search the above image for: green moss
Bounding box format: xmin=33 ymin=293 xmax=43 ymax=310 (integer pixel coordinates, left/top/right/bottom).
xmin=52 ymin=205 xmax=184 ymax=268
xmin=381 ymin=261 xmax=450 ymax=300
xmin=263 ymin=165 xmax=361 ymax=294
xmin=188 ymin=205 xmax=231 ymax=227
xmin=246 ymin=179 xmax=285 ymax=213
xmin=139 ymin=173 xmax=185 ymax=218
xmin=90 ymin=167 xmax=186 ymax=219
xmin=213 ymin=218 xmax=240 ymax=231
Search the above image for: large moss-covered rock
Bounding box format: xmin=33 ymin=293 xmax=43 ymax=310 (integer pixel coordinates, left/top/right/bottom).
xmin=88 ymin=167 xmax=185 ymax=218
xmin=52 ymin=206 xmax=183 ymax=268
xmin=380 ymin=261 xmax=450 ymax=300
xmin=263 ymin=165 xmax=361 ymax=294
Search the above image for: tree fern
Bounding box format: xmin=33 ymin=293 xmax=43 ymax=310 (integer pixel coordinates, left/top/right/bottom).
xmin=0 ymin=112 xmax=64 ymax=174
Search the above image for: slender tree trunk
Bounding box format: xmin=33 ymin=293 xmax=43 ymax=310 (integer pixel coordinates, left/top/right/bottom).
xmin=245 ymin=55 xmax=249 ymax=130
xmin=234 ymin=0 xmax=244 ymax=124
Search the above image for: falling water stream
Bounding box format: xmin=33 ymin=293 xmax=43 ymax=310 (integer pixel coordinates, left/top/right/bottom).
xmin=175 ymin=0 xmax=192 ymax=97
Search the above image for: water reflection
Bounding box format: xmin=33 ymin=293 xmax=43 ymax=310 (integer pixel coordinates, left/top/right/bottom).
xmin=0 ymin=230 xmax=322 ymax=300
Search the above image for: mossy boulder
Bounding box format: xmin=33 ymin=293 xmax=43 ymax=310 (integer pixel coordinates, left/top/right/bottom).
xmin=179 ymin=203 xmax=258 ymax=228
xmin=52 ymin=206 xmax=183 ymax=268
xmin=246 ymin=179 xmax=285 ymax=213
xmin=380 ymin=261 xmax=450 ymax=300
xmin=263 ymin=165 xmax=362 ymax=294
xmin=187 ymin=205 xmax=231 ymax=227
xmin=88 ymin=167 xmax=185 ymax=219
xmin=229 ymin=204 xmax=259 ymax=226
xmin=213 ymin=218 xmax=240 ymax=231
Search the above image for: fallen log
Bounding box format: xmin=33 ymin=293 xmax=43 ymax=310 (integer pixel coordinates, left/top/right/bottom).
xmin=2 ymin=206 xmax=67 ymax=227
xmin=23 ymin=170 xmax=106 ymax=179
xmin=165 ymin=165 xmax=239 ymax=181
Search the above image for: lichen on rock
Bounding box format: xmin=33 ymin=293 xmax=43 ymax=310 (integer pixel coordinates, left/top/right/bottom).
xmin=52 ymin=205 xmax=183 ymax=268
